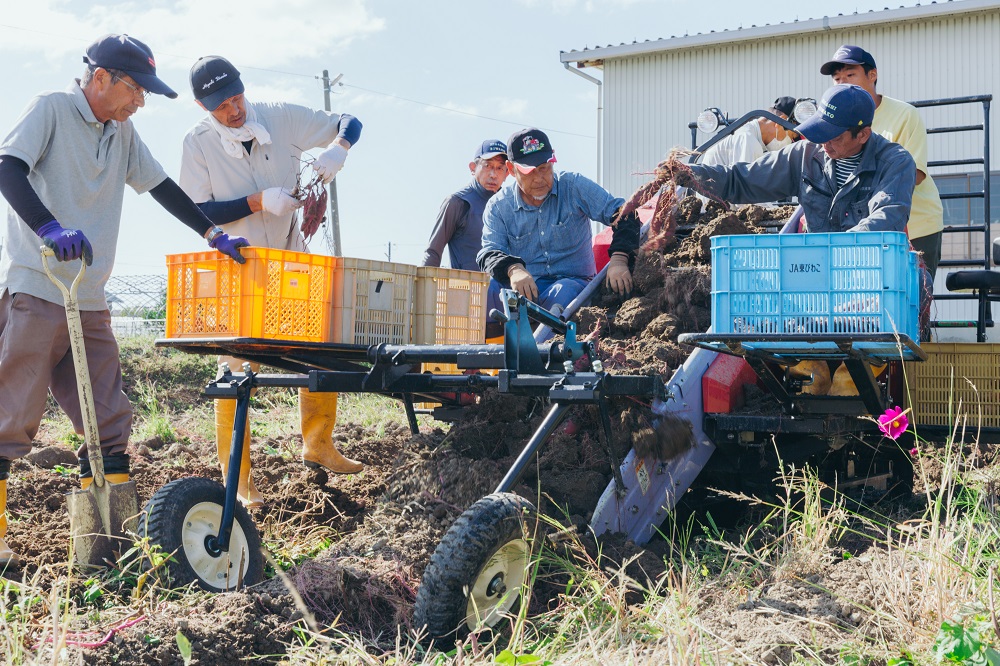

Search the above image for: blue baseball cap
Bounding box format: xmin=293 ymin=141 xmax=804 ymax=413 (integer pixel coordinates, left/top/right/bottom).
xmin=475 ymin=139 xmax=508 ymax=160
xmin=795 ymin=84 xmax=875 ymax=144
xmin=83 ymin=34 xmax=177 ymax=98
xmin=820 ymin=45 xmax=877 ymax=76
xmin=190 ymin=56 xmax=245 ymax=111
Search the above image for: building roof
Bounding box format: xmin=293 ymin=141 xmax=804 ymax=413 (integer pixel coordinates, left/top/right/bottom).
xmin=560 ymin=0 xmax=1000 ymax=66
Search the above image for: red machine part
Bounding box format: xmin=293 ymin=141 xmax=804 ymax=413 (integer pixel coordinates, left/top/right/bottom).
xmin=702 ymin=354 xmax=758 ymax=413
xmin=592 ymin=226 xmax=614 ymax=272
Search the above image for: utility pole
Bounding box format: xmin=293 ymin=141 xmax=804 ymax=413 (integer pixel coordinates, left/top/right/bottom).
xmin=321 ymin=70 xmax=344 ymax=256
xmin=385 ymin=242 xmax=392 ymax=262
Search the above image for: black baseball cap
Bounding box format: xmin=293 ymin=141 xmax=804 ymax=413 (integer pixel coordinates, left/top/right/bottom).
xmin=771 ymin=96 xmax=796 ymax=118
xmin=795 ymin=84 xmax=875 ymax=144
xmin=83 ymin=34 xmax=177 ymax=98
xmin=507 ymin=128 xmax=557 ymax=173
xmin=820 ymin=44 xmax=877 ymax=76
xmin=190 ymin=56 xmax=245 ymax=111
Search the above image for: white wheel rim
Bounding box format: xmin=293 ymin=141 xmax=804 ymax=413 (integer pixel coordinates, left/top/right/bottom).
xmin=464 ymin=538 xmax=530 ymax=631
xmin=181 ymin=501 xmax=253 ymax=591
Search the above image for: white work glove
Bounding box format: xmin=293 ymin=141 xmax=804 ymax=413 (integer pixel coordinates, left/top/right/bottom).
xmin=507 ymin=264 xmax=539 ymax=302
xmin=261 ymin=187 xmax=303 ymax=217
xmin=605 ymin=252 xmax=633 ymax=295
xmin=312 ymin=143 xmax=349 ymax=184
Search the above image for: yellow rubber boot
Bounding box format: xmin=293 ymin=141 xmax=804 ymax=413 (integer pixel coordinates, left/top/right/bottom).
xmin=299 ymin=389 xmax=363 ymax=474
xmin=0 ymin=479 xmax=18 ymax=567
xmin=215 ymin=399 xmax=263 ymax=508
xmin=80 ymin=473 xmax=130 ymax=490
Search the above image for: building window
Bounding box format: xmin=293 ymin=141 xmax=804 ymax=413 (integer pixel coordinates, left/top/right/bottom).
xmin=934 ymin=172 xmax=1000 ymax=264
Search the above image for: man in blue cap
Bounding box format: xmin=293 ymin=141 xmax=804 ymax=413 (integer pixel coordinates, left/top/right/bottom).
xmin=822 ymin=44 xmax=944 ymax=279
xmin=0 ymin=34 xmax=248 ymax=566
xmin=682 ymin=84 xmax=916 ymax=233
xmin=422 ymin=139 xmax=508 ymax=270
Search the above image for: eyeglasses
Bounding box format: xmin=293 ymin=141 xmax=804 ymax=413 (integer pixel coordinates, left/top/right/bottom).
xmin=113 ymin=75 xmax=150 ymax=100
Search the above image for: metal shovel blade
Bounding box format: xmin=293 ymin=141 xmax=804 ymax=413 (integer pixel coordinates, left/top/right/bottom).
xmin=41 ymin=248 xmax=142 ymax=567
xmin=66 ymin=480 xmax=140 ymax=566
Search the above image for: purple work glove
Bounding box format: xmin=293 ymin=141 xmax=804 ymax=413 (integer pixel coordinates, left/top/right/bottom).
xmin=36 ymin=220 xmax=93 ymax=266
xmin=209 ymin=232 xmax=249 ymax=264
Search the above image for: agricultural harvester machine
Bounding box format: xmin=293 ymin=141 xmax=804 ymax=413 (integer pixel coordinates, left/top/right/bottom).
xmin=147 ymin=95 xmax=999 ymax=642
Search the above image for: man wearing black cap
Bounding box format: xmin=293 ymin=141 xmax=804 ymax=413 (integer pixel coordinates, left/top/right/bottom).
xmin=0 ymin=34 xmax=248 ymax=565
xmin=179 ymin=55 xmax=364 ymax=507
xmin=700 ymin=96 xmax=799 ymax=168
xmin=477 ymin=128 xmax=640 ymax=335
xmin=422 ymin=139 xmax=508 ymax=270
xmin=683 ymin=84 xmax=916 ymax=234
xmin=821 ymin=44 xmax=944 ymax=279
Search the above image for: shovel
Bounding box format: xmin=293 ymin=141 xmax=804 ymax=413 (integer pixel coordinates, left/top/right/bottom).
xmin=41 ymin=249 xmax=140 ymax=567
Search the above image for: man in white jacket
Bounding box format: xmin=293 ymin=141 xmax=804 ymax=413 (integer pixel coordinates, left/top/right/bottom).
xmin=700 ymin=96 xmax=798 ymax=168
xmin=180 ymin=56 xmax=363 ymax=508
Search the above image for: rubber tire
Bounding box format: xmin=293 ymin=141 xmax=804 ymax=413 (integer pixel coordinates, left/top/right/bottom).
xmin=138 ymin=476 xmax=264 ymax=591
xmin=413 ymin=492 xmax=543 ymax=644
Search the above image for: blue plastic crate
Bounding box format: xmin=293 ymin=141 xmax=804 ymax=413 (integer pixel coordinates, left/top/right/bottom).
xmin=711 ymin=232 xmax=920 ymax=354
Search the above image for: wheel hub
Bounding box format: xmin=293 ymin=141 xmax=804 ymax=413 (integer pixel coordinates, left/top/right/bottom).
xmin=182 ymin=501 xmax=252 ymax=591
xmin=465 ymin=538 xmax=530 ymax=631
xmin=486 ymin=573 xmax=507 ymax=597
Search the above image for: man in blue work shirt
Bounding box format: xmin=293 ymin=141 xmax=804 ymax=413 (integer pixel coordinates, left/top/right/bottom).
xmin=477 ymin=128 xmax=640 ymax=335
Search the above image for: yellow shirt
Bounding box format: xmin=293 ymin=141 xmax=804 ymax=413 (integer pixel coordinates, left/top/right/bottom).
xmin=872 ymin=95 xmax=944 ymax=240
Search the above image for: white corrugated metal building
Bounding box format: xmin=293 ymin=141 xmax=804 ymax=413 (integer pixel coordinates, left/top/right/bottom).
xmin=561 ymin=0 xmax=999 ymax=338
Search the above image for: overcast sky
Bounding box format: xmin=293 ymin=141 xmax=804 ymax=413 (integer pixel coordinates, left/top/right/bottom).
xmin=0 ymin=0 xmax=899 ymax=275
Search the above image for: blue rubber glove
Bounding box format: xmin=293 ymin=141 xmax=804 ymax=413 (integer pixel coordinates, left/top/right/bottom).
xmin=209 ymin=232 xmax=249 ymax=264
xmin=36 ymin=220 xmax=93 ymax=266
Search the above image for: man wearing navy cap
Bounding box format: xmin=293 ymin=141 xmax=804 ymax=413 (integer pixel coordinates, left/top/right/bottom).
xmin=0 ymin=34 xmax=248 ymax=565
xmin=822 ymin=44 xmax=944 ymax=279
xmin=179 ymin=55 xmax=364 ymax=507
xmin=683 ymin=84 xmax=916 ymax=234
xmin=478 ymin=128 xmax=641 ymax=337
xmin=422 ymin=139 xmax=508 ymax=270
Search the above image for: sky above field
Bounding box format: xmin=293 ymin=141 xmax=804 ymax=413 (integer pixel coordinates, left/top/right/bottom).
xmin=0 ymin=0 xmax=899 ymax=275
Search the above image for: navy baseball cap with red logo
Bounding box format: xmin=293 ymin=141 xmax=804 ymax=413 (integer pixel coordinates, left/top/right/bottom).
xmin=507 ymin=128 xmax=557 ymax=173
xmin=83 ymin=34 xmax=177 ymax=98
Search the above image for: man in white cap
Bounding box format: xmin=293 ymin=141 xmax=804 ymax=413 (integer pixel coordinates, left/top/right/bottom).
xmin=0 ymin=34 xmax=247 ymax=566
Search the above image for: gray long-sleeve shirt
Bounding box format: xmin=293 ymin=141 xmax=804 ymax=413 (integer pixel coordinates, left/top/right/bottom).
xmin=689 ymin=132 xmax=916 ymax=233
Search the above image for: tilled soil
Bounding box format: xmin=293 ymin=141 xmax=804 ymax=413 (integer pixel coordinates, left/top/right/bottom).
xmin=1 ymin=200 xmax=915 ymax=664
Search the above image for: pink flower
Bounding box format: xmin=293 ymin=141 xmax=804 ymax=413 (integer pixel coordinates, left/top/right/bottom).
xmin=909 ymin=447 xmax=918 ymax=457
xmin=878 ymin=406 xmax=909 ymax=440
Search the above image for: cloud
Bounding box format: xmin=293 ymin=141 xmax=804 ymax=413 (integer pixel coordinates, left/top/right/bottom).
xmin=496 ymin=98 xmax=529 ymax=119
xmin=514 ymin=0 xmax=654 ymax=11
xmin=0 ymin=0 xmax=384 ymax=72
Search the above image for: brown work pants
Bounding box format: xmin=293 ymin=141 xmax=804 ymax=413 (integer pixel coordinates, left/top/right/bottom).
xmin=0 ymin=291 xmax=132 ymax=463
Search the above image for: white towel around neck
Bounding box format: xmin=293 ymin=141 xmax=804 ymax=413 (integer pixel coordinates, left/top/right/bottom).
xmin=208 ymin=103 xmax=272 ymax=159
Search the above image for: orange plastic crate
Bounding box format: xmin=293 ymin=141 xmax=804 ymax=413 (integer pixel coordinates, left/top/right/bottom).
xmin=165 ymin=248 xmax=335 ymax=342
xmin=329 ymin=258 xmax=416 ymax=345
xmin=412 ymin=266 xmax=489 ymax=345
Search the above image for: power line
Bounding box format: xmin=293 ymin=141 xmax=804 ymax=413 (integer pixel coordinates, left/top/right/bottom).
xmin=340 ymin=83 xmax=595 ymax=139
xmin=0 ymin=23 xmax=594 ymax=139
